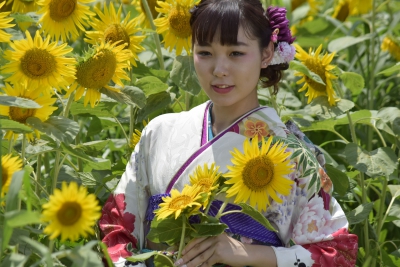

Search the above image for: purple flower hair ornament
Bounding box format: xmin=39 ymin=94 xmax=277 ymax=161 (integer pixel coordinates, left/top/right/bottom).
xmin=266 ymin=6 xmax=296 ymax=65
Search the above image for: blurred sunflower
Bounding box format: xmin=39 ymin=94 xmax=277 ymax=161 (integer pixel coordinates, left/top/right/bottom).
xmin=42 ymin=181 xmax=101 ymax=242
xmin=129 ymin=119 xmax=149 ymax=149
xmin=131 ymin=0 xmax=163 ymax=28
xmin=189 ymin=163 xmax=221 ymax=208
xmin=67 ymin=41 xmax=131 ymax=108
xmin=1 ymin=154 xmax=23 ymax=198
xmin=290 ymin=0 xmax=322 ymax=35
xmin=0 ymin=1 xmax=14 ymax=43
xmin=294 ymin=44 xmax=338 ymax=106
xmin=37 ymin=0 xmax=95 ymax=41
xmin=381 ymin=36 xmax=400 ymax=61
xmin=225 ymin=137 xmax=294 ymax=212
xmin=85 ymin=4 xmax=145 ymax=67
xmin=332 ymin=0 xmax=372 ymax=21
xmin=155 ymin=185 xmax=202 ymax=220
xmin=10 ymin=0 xmax=40 ymax=31
xmin=1 ymin=30 xmax=76 ymax=91
xmin=0 ymin=83 xmax=57 ymax=141
xmin=154 ymin=0 xmax=197 ymax=55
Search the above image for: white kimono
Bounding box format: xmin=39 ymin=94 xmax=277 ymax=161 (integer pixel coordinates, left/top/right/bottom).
xmin=99 ymin=102 xmax=358 ymax=267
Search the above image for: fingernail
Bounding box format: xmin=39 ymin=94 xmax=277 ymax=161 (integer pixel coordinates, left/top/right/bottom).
xmin=174 ymin=258 xmax=183 ymax=266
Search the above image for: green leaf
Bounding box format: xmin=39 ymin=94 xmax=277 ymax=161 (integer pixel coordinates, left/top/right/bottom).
xmin=191 ymin=223 xmax=228 ymax=237
xmin=0 ymin=96 xmax=41 ymax=108
xmin=0 ymin=119 xmax=33 ymax=133
xmin=70 ymin=101 xmax=118 ymax=117
xmin=309 ymin=96 xmax=355 ymax=119
xmin=19 ymin=236 xmax=49 ymax=256
xmin=61 ymin=143 xmax=111 ymax=170
xmin=147 ymin=216 xmax=184 ymax=245
xmin=77 ymin=172 xmax=97 ymax=187
xmin=170 ymin=56 xmax=202 ymax=96
xmin=133 ymin=61 xmax=170 ymax=82
xmin=346 ymin=202 xmax=374 ymax=225
xmin=136 ymin=76 xmax=169 ymax=97
xmin=393 ymin=117 xmax=400 ymax=136
xmin=378 ymin=62 xmax=400 ymax=76
xmin=340 ymin=72 xmax=365 ymax=96
xmin=325 ymin=164 xmax=349 ymax=196
xmin=26 ymin=116 xmax=79 ymax=144
xmin=10 ymin=12 xmax=40 ymax=23
xmin=328 ymin=34 xmax=373 ymax=52
xmin=289 ymin=61 xmax=326 ymax=86
xmin=126 ymin=251 xmax=158 ymax=262
xmin=154 ymin=253 xmax=175 ymax=267
xmin=345 ymin=143 xmax=398 ymax=177
xmin=5 ymin=210 xmax=41 ymax=227
xmin=238 ymin=203 xmax=277 ymax=232
xmin=78 ymin=140 xmax=110 ymax=156
xmin=136 ymin=91 xmax=171 ymax=122
xmin=302 ymin=17 xmax=329 ymax=34
xmin=381 ymin=247 xmax=400 ymax=267
xmin=68 ymin=241 xmax=104 ymax=267
xmin=25 ymin=140 xmax=57 ymax=155
xmin=121 ymin=86 xmax=147 ymax=108
xmin=388 ymin=185 xmax=400 ymax=199
xmin=0 ymin=253 xmax=28 ymax=267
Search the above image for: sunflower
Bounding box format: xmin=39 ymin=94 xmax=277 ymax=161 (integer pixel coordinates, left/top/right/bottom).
xmin=1 ymin=154 xmax=23 ymax=197
xmin=131 ymin=0 xmax=163 ymax=28
xmin=225 ymin=137 xmax=294 ymax=212
xmin=1 ymin=30 xmax=76 ymax=91
xmin=11 ymin=0 xmax=39 ymax=13
xmin=0 ymin=1 xmax=14 ymax=43
xmin=154 ymin=0 xmax=197 ymax=55
xmin=291 ymin=0 xmax=320 ymax=14
xmin=155 ymin=185 xmax=202 ymax=220
xmin=37 ymin=0 xmax=95 ymax=41
xmin=85 ymin=4 xmax=145 ymax=67
xmin=332 ymin=0 xmax=372 ymax=21
xmin=67 ymin=41 xmax=131 ymax=108
xmin=129 ymin=120 xmax=149 ymax=149
xmin=381 ymin=36 xmax=400 ymax=61
xmin=189 ymin=163 xmax=221 ymax=208
xmin=41 ymin=181 xmax=101 ymax=241
xmin=0 ymin=83 xmax=57 ymax=141
xmin=294 ymin=44 xmax=338 ymax=106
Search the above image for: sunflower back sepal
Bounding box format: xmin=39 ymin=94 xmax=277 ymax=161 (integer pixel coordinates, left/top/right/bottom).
xmin=237 ymin=203 xmax=277 ymax=233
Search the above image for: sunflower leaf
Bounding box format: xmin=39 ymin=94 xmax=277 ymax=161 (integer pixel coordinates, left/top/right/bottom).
xmin=170 ymin=56 xmax=202 ymax=96
xmin=237 ymin=203 xmax=277 ymax=232
xmin=147 ymin=216 xmax=187 ymax=245
xmin=126 ymin=251 xmax=158 ymax=263
xmin=135 ymin=76 xmax=169 ymax=97
xmin=0 ymin=119 xmax=33 ymax=133
xmin=154 ymin=253 xmax=175 ymax=267
xmin=345 ymin=203 xmax=374 ymax=225
xmin=191 ymin=223 xmax=228 ymax=237
xmin=289 ymin=61 xmax=326 ymax=86
xmin=340 ymin=72 xmax=365 ymax=96
xmin=0 ymin=96 xmax=41 ymax=108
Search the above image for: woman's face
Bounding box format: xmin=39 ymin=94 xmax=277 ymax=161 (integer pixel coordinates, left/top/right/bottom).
xmin=193 ymin=26 xmax=273 ymax=111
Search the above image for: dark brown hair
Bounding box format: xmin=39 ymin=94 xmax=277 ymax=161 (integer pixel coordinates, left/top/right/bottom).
xmin=190 ymin=0 xmax=288 ymax=94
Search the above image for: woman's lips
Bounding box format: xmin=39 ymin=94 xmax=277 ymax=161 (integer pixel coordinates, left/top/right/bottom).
xmin=211 ymin=85 xmax=234 ymax=94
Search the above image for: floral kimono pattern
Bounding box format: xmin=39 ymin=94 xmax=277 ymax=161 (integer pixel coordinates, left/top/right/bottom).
xmin=99 ymin=102 xmax=358 ymax=267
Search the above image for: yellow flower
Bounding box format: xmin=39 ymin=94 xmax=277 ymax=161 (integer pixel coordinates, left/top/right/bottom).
xmin=37 ymin=0 xmax=95 ymax=41
xmin=225 ymin=137 xmax=294 ymax=212
xmin=129 ymin=120 xmax=149 ymax=149
xmin=294 ymin=44 xmax=338 ymax=106
xmin=381 ymin=36 xmax=400 ymax=62
xmin=85 ymin=4 xmax=145 ymax=67
xmin=189 ymin=163 xmax=221 ymax=208
xmin=155 ymin=185 xmax=202 ymax=220
xmin=0 ymin=1 xmax=14 ymax=43
xmin=1 ymin=154 xmax=23 ymax=197
xmin=41 ymin=181 xmax=101 ymax=242
xmin=67 ymin=41 xmax=132 ymax=108
xmin=332 ymin=0 xmax=372 ymax=21
xmin=11 ymin=0 xmax=39 ymax=13
xmin=0 ymin=83 xmax=58 ymax=141
xmin=291 ymin=0 xmax=320 ymax=15
xmin=1 ymin=30 xmax=76 ymax=91
xmin=131 ymin=0 xmax=164 ymax=28
xmin=154 ymin=0 xmax=197 ymax=55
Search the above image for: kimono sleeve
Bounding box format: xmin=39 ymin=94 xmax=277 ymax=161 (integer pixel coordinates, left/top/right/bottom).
xmin=99 ymin=129 xmax=150 ymax=267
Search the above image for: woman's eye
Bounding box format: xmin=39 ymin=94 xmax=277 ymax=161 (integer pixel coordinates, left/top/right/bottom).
xmin=230 ymin=51 xmax=244 ymax=56
xmin=197 ymin=51 xmax=211 ymax=56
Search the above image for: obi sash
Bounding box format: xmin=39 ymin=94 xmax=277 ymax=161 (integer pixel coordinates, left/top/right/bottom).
xmin=145 ymin=194 xmax=283 ymax=247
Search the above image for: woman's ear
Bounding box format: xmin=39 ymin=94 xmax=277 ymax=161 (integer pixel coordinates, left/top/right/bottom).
xmin=261 ymin=42 xmax=274 ymax=68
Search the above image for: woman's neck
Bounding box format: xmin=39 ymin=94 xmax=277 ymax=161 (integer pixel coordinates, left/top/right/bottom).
xmin=210 ymin=101 xmax=260 ymax=135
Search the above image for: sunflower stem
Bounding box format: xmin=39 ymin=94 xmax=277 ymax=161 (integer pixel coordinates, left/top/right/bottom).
xmin=268 ymin=87 xmax=280 ymax=116
xmin=21 ymin=134 xmax=26 ymax=165
xmin=130 ymin=106 xmax=138 ymax=139
xmin=215 ymin=198 xmax=229 ymax=220
xmin=185 ymin=92 xmax=190 ymax=111
xmin=113 ymin=115 xmax=130 ymax=145
xmin=63 ymin=91 xmax=75 ymax=118
xmin=36 ymin=154 xmax=42 ymax=196
xmin=52 ymin=150 xmax=61 ymax=193
xmin=177 ymin=215 xmax=187 ymax=260
xmin=141 ymin=0 xmax=165 ymax=70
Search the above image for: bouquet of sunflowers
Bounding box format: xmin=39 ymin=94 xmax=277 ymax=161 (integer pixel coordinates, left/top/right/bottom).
xmin=127 ymin=136 xmax=295 ymax=266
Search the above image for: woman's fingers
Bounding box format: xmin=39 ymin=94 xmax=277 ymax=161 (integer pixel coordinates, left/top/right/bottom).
xmin=181 ymin=237 xmax=208 ymax=255
xmin=175 ymin=237 xmax=217 ymax=267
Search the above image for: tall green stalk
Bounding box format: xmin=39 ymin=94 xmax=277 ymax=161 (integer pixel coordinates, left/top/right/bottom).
xmin=177 ymin=215 xmax=187 ymax=260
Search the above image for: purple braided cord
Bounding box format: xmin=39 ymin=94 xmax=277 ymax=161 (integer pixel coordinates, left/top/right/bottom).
xmin=266 ymin=6 xmax=296 ymax=44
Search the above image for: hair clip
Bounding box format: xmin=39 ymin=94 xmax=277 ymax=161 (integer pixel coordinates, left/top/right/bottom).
xmin=271 ymin=28 xmax=279 ymax=43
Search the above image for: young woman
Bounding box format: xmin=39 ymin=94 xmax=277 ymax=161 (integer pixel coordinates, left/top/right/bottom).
xmin=100 ymin=0 xmax=358 ymax=266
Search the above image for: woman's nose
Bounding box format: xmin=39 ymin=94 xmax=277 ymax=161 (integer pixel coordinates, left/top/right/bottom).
xmin=212 ymin=59 xmax=228 ymax=77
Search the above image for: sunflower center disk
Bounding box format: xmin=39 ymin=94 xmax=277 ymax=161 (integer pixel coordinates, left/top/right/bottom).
xmin=1 ymin=166 xmax=7 ymax=185
xmin=198 ymin=179 xmax=212 ymax=192
xmin=9 ymin=106 xmax=36 ymax=124
xmin=104 ymin=24 xmax=130 ymax=48
xmin=168 ymin=6 xmax=192 ymax=38
xmin=57 ymin=201 xmax=82 ymax=226
xmin=140 ymin=0 xmax=159 ymax=19
xmin=242 ymin=155 xmax=274 ymax=192
xmin=20 ymin=48 xmax=56 ymax=79
xmin=49 ymin=0 xmax=76 ymax=21
xmin=336 ymin=3 xmax=350 ymax=21
xmin=169 ymin=195 xmax=192 ymax=209
xmin=76 ymin=49 xmax=117 ymax=89
xmin=304 ymin=58 xmax=327 ymax=92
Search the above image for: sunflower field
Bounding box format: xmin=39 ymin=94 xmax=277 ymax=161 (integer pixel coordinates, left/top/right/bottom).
xmin=0 ymin=0 xmax=399 ymax=266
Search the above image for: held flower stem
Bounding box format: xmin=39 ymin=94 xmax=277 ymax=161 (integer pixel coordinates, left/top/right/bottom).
xmin=177 ymin=215 xmax=187 ymax=260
